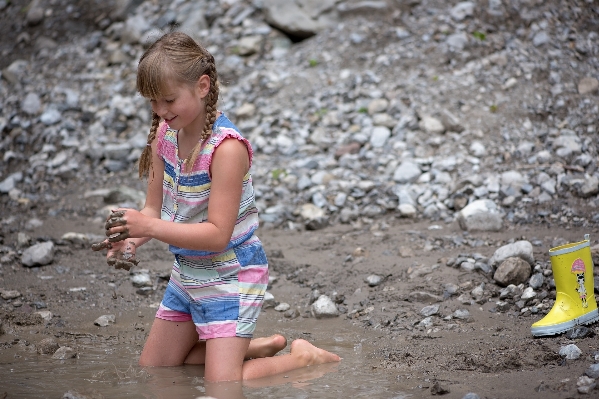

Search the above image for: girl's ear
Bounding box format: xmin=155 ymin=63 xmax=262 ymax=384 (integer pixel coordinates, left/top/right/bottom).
xmin=197 ymin=74 xmax=211 ymax=98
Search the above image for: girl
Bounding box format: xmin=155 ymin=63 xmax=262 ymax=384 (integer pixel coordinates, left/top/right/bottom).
xmin=94 ymin=32 xmax=340 ymax=382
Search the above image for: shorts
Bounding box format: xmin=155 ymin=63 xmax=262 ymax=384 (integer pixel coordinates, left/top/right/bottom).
xmin=155 ymin=237 xmax=268 ymax=340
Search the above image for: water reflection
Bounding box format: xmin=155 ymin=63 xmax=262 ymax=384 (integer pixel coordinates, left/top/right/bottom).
xmin=142 ymin=361 xmax=340 ymax=399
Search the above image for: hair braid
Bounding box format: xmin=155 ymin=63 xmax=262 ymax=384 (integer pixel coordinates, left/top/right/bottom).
xmin=185 ymin=62 xmax=219 ymax=172
xmin=138 ymin=111 xmax=161 ymax=179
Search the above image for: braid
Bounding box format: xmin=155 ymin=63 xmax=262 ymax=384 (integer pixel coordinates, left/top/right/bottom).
xmin=185 ymin=62 xmax=219 ymax=172
xmin=138 ymin=111 xmax=161 ymax=179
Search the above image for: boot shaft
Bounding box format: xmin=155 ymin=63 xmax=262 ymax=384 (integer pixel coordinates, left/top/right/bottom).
xmin=549 ymin=234 xmax=595 ymax=308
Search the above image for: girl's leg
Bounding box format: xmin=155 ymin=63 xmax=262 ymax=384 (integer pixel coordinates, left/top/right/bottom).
xmin=183 ymin=334 xmax=287 ymax=364
xmin=204 ymin=337 xmax=341 ymax=381
xmin=139 ymin=318 xmax=199 ymax=366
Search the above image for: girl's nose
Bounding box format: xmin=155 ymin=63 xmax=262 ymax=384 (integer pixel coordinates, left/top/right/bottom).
xmin=152 ymin=102 xmax=166 ymax=117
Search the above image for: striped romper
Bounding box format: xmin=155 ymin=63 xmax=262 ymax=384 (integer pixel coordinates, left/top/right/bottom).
xmin=154 ymin=113 xmax=269 ymax=339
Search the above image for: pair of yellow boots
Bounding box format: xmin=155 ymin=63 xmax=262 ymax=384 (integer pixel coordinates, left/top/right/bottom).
xmin=531 ymin=234 xmax=599 ymax=336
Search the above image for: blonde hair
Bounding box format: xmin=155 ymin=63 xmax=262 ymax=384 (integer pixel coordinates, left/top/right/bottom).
xmin=137 ymin=32 xmax=220 ymax=178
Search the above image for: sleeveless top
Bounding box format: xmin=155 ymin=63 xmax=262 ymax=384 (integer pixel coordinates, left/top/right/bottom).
xmin=156 ymin=113 xmax=260 ymax=258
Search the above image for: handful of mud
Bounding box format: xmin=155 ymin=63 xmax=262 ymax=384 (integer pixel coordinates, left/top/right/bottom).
xmin=91 ymin=210 xmax=139 ymax=271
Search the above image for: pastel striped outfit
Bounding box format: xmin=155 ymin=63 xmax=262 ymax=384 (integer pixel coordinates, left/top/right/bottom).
xmin=154 ymin=113 xmax=268 ymax=339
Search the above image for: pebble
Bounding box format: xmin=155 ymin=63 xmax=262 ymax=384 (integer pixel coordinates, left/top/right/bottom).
xmin=94 ymin=314 xmax=116 ymax=327
xmin=311 ymin=295 xmax=339 ymax=319
xmin=560 ymin=344 xmax=582 ymax=360
xmin=21 ymin=241 xmax=55 ymax=267
xmin=52 ymin=346 xmax=78 ymax=359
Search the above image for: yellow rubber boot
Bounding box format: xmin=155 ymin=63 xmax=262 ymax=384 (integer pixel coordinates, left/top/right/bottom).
xmin=531 ymin=234 xmax=599 ymax=337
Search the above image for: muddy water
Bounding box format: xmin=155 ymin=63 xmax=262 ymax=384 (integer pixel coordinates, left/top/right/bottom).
xmin=0 ymin=310 xmax=411 ymax=399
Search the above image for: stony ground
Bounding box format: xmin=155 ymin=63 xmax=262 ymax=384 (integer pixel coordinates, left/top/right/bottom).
xmin=1 ymin=0 xmax=599 ymax=398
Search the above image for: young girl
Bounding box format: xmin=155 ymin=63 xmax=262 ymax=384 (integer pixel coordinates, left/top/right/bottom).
xmin=93 ymin=32 xmax=340 ymax=382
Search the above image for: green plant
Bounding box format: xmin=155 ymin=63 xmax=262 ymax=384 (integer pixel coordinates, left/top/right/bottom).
xmin=271 ymin=168 xmax=287 ymax=180
xmin=489 ymin=104 xmax=498 ymax=113
xmin=473 ymin=31 xmax=486 ymax=41
xmin=358 ymin=107 xmax=368 ymax=113
xmin=308 ymin=59 xmax=319 ymax=67
xmin=315 ymin=108 xmax=328 ymax=117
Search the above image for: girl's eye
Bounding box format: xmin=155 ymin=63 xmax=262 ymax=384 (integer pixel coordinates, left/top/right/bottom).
xmin=166 ymin=99 xmax=175 ymax=103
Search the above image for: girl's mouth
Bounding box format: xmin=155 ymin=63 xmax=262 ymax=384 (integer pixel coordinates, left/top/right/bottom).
xmin=165 ymin=116 xmax=176 ymax=123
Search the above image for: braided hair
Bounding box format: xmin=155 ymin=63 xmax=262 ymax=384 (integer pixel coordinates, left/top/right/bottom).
xmin=136 ymin=32 xmax=220 ymax=178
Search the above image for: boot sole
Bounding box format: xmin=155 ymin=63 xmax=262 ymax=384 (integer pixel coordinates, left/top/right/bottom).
xmin=531 ymin=309 xmax=599 ymax=337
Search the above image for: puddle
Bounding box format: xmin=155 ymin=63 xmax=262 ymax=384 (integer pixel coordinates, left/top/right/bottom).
xmin=0 ymin=314 xmax=412 ymax=398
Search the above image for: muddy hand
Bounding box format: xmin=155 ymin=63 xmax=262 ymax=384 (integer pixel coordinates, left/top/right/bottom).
xmin=105 ymin=210 xmax=130 ymax=242
xmin=107 ymin=240 xmax=139 ymax=271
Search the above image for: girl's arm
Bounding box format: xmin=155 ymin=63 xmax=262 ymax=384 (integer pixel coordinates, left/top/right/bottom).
xmin=110 ymin=137 xmax=249 ymax=252
xmin=125 ymin=136 xmax=165 ymax=248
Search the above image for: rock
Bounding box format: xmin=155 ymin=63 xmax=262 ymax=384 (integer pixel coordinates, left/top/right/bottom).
xmin=450 ymin=2 xmax=475 ymax=21
xmin=365 ymin=274 xmax=383 ymax=287
xmin=421 ymin=304 xmax=440 ymax=317
xmin=489 ymin=241 xmax=535 ymax=267
xmin=457 ymin=200 xmax=503 ymax=232
xmin=393 ymin=161 xmax=422 ymax=183
xmin=37 ymin=337 xmax=60 ymax=354
xmin=130 ymin=271 xmax=152 ymax=287
xmin=409 ymin=291 xmax=443 ymax=303
xmin=585 ymin=363 xmax=599 ymax=379
xmin=370 ymin=126 xmax=391 ymax=148
xmin=559 ymin=344 xmax=582 ymax=360
xmin=311 ymin=295 xmax=338 ymax=318
xmin=419 ymin=115 xmax=445 ymax=134
xmin=578 ymin=77 xmax=599 ymax=95
xmin=430 ymin=380 xmax=450 ymax=395
xmin=493 ymin=257 xmax=532 ymax=286
xmin=235 ymin=103 xmax=256 ymax=119
xmin=26 ymin=0 xmax=45 ymax=26
xmin=263 ymin=292 xmax=276 ymax=308
xmin=0 ymin=289 xmax=21 ymax=300
xmin=532 ymin=31 xmax=550 ymax=47
xmin=94 ymin=315 xmax=116 ymax=327
xmin=52 ymin=346 xmax=78 ymax=359
xmin=21 ymin=92 xmax=42 ymax=115
xmin=274 ymin=302 xmax=290 ymax=312
xmin=237 ymin=35 xmax=262 ymax=56
xmin=21 ymin=241 xmax=55 ymax=267
xmin=36 ymin=310 xmax=53 ymax=322
xmin=453 ymin=309 xmax=470 ymax=320
xmin=263 ymin=0 xmax=336 ymax=39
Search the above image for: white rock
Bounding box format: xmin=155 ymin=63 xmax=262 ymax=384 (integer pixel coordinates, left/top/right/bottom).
xmin=457 ymin=199 xmax=503 ymax=232
xmin=311 ymin=295 xmax=338 ymax=318
xmin=21 ymin=241 xmax=55 ymax=267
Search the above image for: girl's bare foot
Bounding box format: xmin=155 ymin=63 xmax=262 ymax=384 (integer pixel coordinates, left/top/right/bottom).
xmin=289 ymin=339 xmax=341 ymax=366
xmin=245 ymin=334 xmax=287 ymax=359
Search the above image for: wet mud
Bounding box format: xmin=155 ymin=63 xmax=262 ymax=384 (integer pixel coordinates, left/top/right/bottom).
xmin=1 ymin=192 xmax=598 ymax=398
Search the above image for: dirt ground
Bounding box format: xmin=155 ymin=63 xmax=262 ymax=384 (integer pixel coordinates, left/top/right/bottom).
xmin=1 ymin=180 xmax=598 ymax=398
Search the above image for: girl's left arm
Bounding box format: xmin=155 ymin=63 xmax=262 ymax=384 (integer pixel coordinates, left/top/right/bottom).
xmin=111 ymin=138 xmax=249 ymax=252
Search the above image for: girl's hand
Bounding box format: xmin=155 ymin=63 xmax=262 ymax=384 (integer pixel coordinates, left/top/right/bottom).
xmin=104 ymin=208 xmax=150 ymax=241
xmin=91 ymin=239 xmax=139 ymax=271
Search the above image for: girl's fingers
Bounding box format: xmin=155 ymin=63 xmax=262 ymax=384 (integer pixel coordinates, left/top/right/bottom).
xmin=91 ymin=240 xmax=111 ymax=251
xmin=107 ymin=230 xmax=130 ymax=242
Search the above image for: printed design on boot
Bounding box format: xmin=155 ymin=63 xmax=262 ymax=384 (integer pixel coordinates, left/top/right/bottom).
xmin=571 ymin=258 xmax=588 ymax=308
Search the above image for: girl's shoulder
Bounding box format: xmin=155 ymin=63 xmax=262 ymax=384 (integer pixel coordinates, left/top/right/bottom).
xmin=156 ymin=122 xmax=177 ymax=158
xmin=212 ymin=112 xmax=243 ymax=136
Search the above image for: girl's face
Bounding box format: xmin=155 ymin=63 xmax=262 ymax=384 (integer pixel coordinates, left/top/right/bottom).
xmin=149 ymin=76 xmax=209 ymax=133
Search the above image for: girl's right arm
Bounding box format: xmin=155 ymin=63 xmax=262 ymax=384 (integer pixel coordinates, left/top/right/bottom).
xmin=132 ymin=131 xmax=165 ymax=248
